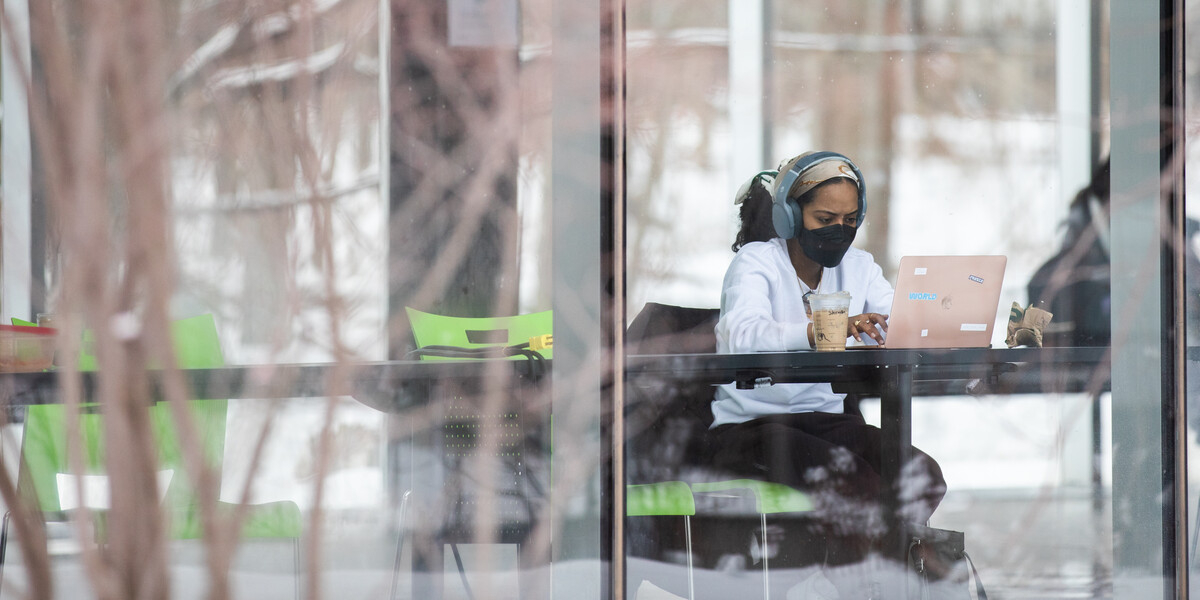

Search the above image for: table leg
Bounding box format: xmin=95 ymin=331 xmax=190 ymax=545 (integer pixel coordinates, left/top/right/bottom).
xmin=879 ymin=364 xmax=913 ymax=593
xmin=411 ymin=531 xmax=446 ymax=600
xmin=409 ymin=381 xmax=446 ymax=600
xmin=878 ymin=364 xmax=912 ymax=487
xmin=1091 ymin=391 xmax=1103 ymax=514
xmin=1091 ymin=391 xmax=1105 ymax=594
xmin=879 ymin=364 xmax=913 ymax=484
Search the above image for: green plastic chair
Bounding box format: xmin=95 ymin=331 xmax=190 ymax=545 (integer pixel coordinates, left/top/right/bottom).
xmin=627 ymin=481 xmax=696 ymax=600
xmin=396 ymin=307 xmax=553 ymax=600
xmin=689 ymin=479 xmax=815 ymax=515
xmin=405 ymin=307 xmax=554 ymax=360
xmin=625 ymin=478 xmax=813 ymax=600
xmin=2 ymin=314 xmax=301 ymax=596
xmin=625 ymin=303 xmax=817 ymax=600
xmin=689 ymin=479 xmax=815 ymax=600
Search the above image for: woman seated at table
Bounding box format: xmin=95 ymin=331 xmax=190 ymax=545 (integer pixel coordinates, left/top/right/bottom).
xmin=708 ymin=150 xmax=946 ymax=560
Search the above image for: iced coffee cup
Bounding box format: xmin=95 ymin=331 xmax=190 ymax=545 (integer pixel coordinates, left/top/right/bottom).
xmin=809 ymin=291 xmax=851 ymax=352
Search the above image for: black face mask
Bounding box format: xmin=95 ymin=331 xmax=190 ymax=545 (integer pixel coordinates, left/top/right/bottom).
xmin=798 ymin=223 xmax=857 ymax=268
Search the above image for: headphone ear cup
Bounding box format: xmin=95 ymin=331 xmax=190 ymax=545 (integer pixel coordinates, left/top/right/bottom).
xmin=772 ymin=198 xmax=800 ymax=239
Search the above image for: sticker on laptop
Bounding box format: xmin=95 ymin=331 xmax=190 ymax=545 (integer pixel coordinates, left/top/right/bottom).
xmin=960 ymin=323 xmax=987 ymax=331
xmin=968 ymin=274 xmax=984 ymax=284
xmin=914 ymin=268 xmax=927 ymax=275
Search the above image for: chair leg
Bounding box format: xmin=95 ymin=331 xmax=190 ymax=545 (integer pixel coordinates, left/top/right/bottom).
xmin=389 ymin=490 xmax=412 ymax=600
xmin=1192 ymin=489 xmax=1200 ymax=569
xmin=0 ymin=511 xmax=9 ymax=597
xmin=760 ymin=513 xmax=769 ymax=600
xmin=683 ymin=515 xmax=694 ymax=600
xmin=292 ymin=534 xmax=301 ymax=600
xmin=449 ymin=543 xmax=474 ymax=597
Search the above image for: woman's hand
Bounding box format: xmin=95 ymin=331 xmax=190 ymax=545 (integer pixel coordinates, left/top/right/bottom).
xmin=848 ymin=313 xmax=888 ymax=345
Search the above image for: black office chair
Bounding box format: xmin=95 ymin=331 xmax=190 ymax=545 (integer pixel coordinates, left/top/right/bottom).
xmin=624 ymin=301 xmax=861 ymax=482
xmin=625 ymin=302 xmax=722 ymax=485
xmin=625 ymin=303 xmax=831 ymax=598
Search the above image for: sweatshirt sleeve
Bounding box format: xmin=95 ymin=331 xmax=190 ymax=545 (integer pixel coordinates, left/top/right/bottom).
xmin=716 ymin=249 xmax=812 ymax=353
xmin=862 ymin=259 xmax=895 ymax=315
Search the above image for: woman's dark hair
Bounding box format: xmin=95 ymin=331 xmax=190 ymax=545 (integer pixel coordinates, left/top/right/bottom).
xmin=732 ymin=175 xmax=777 ymax=252
xmin=731 ymin=177 xmax=848 ymax=252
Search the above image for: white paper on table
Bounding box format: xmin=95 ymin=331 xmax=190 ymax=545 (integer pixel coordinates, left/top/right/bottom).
xmin=56 ymin=470 xmax=174 ymax=510
xmin=635 ymin=580 xmax=688 ymax=600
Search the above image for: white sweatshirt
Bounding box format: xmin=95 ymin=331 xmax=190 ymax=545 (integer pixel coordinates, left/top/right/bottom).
xmin=711 ymin=238 xmax=894 ymax=426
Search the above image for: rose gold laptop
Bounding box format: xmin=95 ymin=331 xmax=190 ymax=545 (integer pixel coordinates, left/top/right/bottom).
xmin=880 ymin=255 xmax=1008 ymax=349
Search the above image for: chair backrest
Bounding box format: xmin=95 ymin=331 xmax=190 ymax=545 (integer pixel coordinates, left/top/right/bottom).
xmin=624 ymin=303 xmax=720 ymax=485
xmin=18 ymin=314 xmax=227 ymax=512
xmin=626 ymin=302 xmax=719 ymax=356
xmin=403 ymin=307 xmax=550 ymax=537
xmin=405 ymin=307 xmax=553 ymax=360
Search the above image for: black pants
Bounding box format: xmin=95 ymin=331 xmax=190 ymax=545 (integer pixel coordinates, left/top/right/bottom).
xmin=707 ymin=412 xmax=946 ymax=559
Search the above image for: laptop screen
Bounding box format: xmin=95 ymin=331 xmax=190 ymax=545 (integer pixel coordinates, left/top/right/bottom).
xmin=880 ymin=255 xmax=1008 ymax=349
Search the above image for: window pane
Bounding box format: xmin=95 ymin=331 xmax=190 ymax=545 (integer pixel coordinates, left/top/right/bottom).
xmin=625 ymin=1 xmax=1177 ymax=597
xmin=0 ymin=1 xmax=612 ymax=598
xmin=1185 ymin=0 xmax=1200 ymax=595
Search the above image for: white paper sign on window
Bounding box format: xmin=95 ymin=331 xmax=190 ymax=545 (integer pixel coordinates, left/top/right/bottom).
xmin=448 ymin=0 xmax=519 ymax=48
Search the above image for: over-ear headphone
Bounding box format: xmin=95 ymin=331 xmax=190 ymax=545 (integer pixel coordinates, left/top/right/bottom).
xmin=734 ymin=169 xmax=778 ymax=205
xmin=771 ymin=151 xmax=866 ymax=239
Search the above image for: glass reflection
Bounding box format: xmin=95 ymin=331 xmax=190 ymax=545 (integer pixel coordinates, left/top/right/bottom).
xmin=1186 ymin=0 xmax=1200 ymax=595
xmin=623 ymin=0 xmax=1133 ymax=598
xmin=0 ymin=0 xmax=600 ymax=598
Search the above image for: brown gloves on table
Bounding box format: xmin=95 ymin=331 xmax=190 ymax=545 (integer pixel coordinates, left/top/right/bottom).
xmin=1006 ymin=302 xmax=1054 ymax=348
